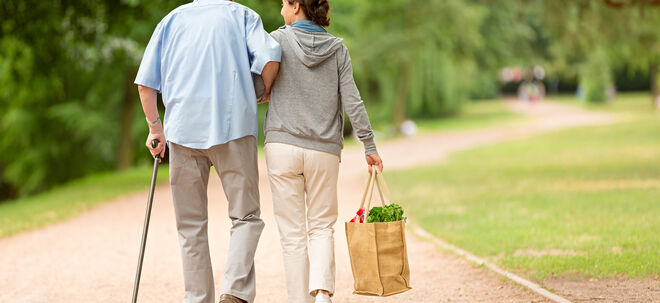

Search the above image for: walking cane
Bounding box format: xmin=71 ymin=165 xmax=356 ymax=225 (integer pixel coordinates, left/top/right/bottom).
xmin=131 ymin=139 xmax=162 ymax=303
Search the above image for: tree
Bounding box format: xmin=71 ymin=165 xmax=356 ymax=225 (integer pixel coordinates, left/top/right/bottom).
xmin=0 ymin=0 xmax=186 ymax=199
xmin=540 ymin=0 xmax=660 ymax=102
xmin=333 ymin=0 xmax=486 ymax=127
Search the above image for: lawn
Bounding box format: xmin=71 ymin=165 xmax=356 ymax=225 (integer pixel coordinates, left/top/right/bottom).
xmin=414 ymin=99 xmax=524 ymax=133
xmin=388 ymin=93 xmax=660 ymax=279
xmin=0 ymin=165 xmax=169 ymax=238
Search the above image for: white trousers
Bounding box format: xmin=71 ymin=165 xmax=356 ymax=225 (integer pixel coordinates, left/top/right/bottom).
xmin=265 ymin=143 xmax=339 ymax=303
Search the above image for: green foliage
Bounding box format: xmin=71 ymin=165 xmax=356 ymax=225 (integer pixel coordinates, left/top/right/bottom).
xmin=0 ymin=1 xmax=185 ymax=199
xmin=580 ymin=54 xmax=613 ymax=102
xmin=334 ymin=0 xmax=486 ymax=121
xmin=467 ymin=72 xmax=501 ymax=100
xmin=366 ymin=203 xmax=406 ymax=223
xmin=243 ymin=1 xmax=286 ymax=31
xmin=540 ymin=1 xmax=660 ymax=97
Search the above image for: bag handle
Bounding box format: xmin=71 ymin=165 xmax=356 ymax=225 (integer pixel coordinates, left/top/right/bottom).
xmin=363 ymin=165 xmax=393 ymax=222
xmin=373 ymin=166 xmax=392 ymax=205
xmin=358 ymin=166 xmax=378 ymax=212
xmin=373 ymin=171 xmax=386 ymax=206
xmin=356 ymin=166 xmax=393 ymax=223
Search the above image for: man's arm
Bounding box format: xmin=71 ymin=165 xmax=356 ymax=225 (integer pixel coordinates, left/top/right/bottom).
xmin=134 ymin=19 xmax=165 ymax=159
xmin=245 ymin=10 xmax=281 ymax=104
xmin=257 ymin=61 xmax=280 ymax=103
xmin=138 ymin=85 xmax=165 ymax=159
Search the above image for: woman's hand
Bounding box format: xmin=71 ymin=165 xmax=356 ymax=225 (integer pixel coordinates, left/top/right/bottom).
xmin=366 ymin=153 xmax=383 ymax=173
xmin=257 ymin=92 xmax=271 ymax=104
xmin=259 ymin=61 xmax=279 ymax=104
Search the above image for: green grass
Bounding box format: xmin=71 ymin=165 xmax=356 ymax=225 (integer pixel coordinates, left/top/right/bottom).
xmin=388 ymin=93 xmax=660 ymax=279
xmin=0 ymin=165 xmax=169 ymax=238
xmin=547 ymin=92 xmax=656 ymax=114
xmin=415 ymin=100 xmax=525 ymax=133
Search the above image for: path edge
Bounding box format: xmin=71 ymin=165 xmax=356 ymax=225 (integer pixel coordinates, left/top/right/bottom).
xmin=412 ymin=226 xmax=572 ymax=303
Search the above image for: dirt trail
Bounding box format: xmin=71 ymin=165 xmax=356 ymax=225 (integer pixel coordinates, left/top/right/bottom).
xmin=0 ymin=101 xmax=613 ymax=302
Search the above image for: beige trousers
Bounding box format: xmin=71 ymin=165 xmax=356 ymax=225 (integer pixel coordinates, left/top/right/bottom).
xmin=264 ymin=143 xmax=340 ymax=303
xmin=169 ymin=136 xmax=264 ymax=303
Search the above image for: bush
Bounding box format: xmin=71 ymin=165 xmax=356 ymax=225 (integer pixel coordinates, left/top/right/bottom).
xmin=579 ymin=55 xmax=613 ymax=103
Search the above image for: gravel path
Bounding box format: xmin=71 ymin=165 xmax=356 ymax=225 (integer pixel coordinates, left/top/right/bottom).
xmin=0 ymin=101 xmax=613 ymax=302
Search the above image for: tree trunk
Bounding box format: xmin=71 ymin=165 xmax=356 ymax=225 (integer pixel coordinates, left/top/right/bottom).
xmin=116 ymin=71 xmax=137 ymax=170
xmin=0 ymin=167 xmax=17 ymax=201
xmin=651 ymin=62 xmax=659 ymax=109
xmin=393 ymin=64 xmax=410 ymax=130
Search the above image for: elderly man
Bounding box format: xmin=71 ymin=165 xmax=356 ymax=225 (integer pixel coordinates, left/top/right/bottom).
xmin=134 ymin=0 xmax=280 ymax=302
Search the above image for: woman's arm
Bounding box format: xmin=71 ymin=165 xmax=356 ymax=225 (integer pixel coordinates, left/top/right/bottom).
xmin=338 ymin=46 xmax=383 ymax=172
xmin=258 ymin=61 xmax=280 ymax=103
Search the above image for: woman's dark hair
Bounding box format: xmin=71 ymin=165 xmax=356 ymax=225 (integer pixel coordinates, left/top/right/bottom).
xmin=287 ymin=0 xmax=330 ymax=27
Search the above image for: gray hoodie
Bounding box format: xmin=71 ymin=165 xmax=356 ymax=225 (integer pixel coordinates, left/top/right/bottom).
xmin=263 ymin=25 xmax=377 ymax=156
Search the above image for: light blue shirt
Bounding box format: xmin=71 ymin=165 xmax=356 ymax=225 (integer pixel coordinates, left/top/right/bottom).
xmin=135 ymin=0 xmax=281 ymax=149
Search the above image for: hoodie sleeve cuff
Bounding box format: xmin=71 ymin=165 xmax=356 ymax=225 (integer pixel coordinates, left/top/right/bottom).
xmin=363 ymin=138 xmax=378 ymax=155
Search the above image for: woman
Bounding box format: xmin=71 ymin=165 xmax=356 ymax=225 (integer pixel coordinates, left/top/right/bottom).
xmin=263 ymin=0 xmax=383 ymax=302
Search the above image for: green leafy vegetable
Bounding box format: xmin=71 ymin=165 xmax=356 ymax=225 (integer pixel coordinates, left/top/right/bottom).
xmin=366 ymin=203 xmax=406 ymax=223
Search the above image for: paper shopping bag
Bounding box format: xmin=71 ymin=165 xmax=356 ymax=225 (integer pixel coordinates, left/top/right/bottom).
xmin=345 ymin=166 xmax=411 ymax=296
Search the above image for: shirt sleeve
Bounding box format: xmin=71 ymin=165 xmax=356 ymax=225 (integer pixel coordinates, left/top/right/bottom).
xmin=134 ymin=21 xmax=165 ymax=91
xmin=338 ymin=46 xmax=378 ymax=155
xmin=245 ymin=10 xmax=281 ymax=75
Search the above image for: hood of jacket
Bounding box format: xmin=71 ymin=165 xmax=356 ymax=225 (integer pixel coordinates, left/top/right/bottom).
xmin=280 ymin=25 xmax=344 ymax=68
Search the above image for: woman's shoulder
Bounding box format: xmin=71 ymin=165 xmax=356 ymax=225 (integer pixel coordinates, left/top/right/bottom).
xmin=269 ymin=25 xmax=288 ymax=42
xmin=336 ymin=40 xmax=350 ymax=58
